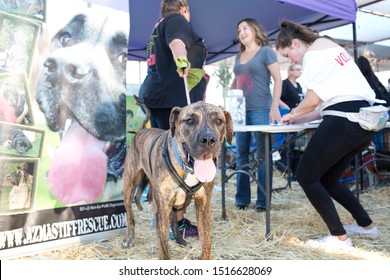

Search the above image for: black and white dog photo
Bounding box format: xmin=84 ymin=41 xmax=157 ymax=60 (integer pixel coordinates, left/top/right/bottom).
xmin=35 ymin=9 xmax=129 ymax=205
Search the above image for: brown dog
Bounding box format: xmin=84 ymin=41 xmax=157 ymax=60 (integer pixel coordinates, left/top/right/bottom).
xmin=122 ymin=101 xmax=233 ymax=260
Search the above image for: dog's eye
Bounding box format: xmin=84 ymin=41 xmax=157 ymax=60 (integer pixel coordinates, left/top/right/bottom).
xmin=216 ymin=119 xmax=223 ymax=125
xmin=185 ymin=118 xmax=194 ymax=125
xmin=59 ymin=33 xmax=71 ymax=46
xmin=118 ymin=53 xmax=128 ymax=65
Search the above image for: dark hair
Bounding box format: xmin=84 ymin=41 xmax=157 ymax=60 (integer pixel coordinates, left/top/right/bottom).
xmin=275 ymin=20 xmax=319 ymax=50
xmin=237 ymin=18 xmax=268 ymax=51
xmin=356 ymin=56 xmax=382 ymax=89
xmin=161 ymin=0 xmax=188 ymax=17
xmin=357 ymin=56 xmax=390 ymax=105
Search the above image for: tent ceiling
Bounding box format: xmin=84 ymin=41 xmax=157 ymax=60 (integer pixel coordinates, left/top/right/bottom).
xmin=127 ymin=0 xmax=356 ymax=64
xmin=85 ymin=0 xmax=389 ymax=71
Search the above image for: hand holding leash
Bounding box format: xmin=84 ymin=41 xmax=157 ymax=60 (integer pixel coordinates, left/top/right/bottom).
xmin=175 ymin=57 xmax=190 ymax=77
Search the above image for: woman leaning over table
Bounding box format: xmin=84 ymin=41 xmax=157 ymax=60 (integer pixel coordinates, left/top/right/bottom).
xmin=276 ymin=20 xmax=380 ymax=250
xmin=231 ymin=18 xmax=283 ymax=212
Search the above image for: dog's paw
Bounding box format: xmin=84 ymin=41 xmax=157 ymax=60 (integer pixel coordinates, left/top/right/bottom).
xmin=121 ymin=238 xmax=135 ymax=248
xmin=174 ymin=238 xmax=188 ymax=247
xmin=199 ymin=254 xmax=212 ymax=260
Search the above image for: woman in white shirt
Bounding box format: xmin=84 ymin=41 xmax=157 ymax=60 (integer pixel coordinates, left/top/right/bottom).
xmin=275 ymin=20 xmax=380 ymax=250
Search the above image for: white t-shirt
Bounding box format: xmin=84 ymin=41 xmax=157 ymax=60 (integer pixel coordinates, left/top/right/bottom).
xmin=302 ymin=45 xmax=377 ymax=111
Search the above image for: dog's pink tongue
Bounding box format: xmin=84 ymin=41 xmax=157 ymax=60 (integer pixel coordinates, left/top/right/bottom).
xmin=48 ymin=121 xmax=107 ymax=204
xmin=193 ymin=156 xmax=216 ymax=183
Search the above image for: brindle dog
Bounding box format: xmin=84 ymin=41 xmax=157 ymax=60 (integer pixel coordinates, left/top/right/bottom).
xmin=122 ymin=101 xmax=233 ymax=260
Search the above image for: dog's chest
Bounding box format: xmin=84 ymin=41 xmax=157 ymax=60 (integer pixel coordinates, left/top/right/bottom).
xmin=173 ymin=173 xmax=201 ymax=206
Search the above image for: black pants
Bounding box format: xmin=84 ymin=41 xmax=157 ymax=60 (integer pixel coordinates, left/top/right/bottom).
xmin=296 ymin=101 xmax=375 ymax=236
xmin=149 ymin=108 xmax=172 ymax=130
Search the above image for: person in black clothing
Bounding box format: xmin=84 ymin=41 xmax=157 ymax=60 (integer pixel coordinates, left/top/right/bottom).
xmin=356 ymin=56 xmax=390 ymax=152
xmin=140 ymin=0 xmax=207 ymax=128
xmin=356 ymin=56 xmax=390 ymax=107
xmin=387 ymin=78 xmax=390 ymax=93
xmin=279 ymin=64 xmax=304 ymax=174
xmin=281 ymin=63 xmax=304 ymax=109
xmin=139 ymin=0 xmax=208 ymax=239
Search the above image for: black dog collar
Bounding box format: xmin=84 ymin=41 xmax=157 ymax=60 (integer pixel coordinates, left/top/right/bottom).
xmin=162 ymin=134 xmax=203 ymax=196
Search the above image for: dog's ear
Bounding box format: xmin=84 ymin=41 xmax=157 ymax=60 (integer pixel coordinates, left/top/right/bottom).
xmin=224 ymin=111 xmax=234 ymax=145
xmin=169 ymin=107 xmax=181 ymax=137
xmin=133 ymin=95 xmax=151 ymax=130
xmin=11 ymin=138 xmax=17 ymax=149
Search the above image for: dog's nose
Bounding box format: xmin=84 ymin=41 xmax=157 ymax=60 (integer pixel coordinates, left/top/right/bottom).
xmin=44 ymin=57 xmax=90 ymax=83
xmin=43 ymin=58 xmax=57 ymax=72
xmin=199 ymin=133 xmax=217 ymax=147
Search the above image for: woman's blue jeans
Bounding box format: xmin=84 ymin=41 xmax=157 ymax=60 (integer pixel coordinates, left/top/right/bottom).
xmin=235 ymin=109 xmax=272 ymax=208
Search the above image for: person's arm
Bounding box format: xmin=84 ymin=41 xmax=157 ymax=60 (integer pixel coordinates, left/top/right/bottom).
xmin=15 ymin=104 xmax=28 ymax=124
xmin=169 ymin=39 xmax=187 ymax=61
xmin=281 ymin=89 xmax=321 ymax=124
xmin=169 ymin=39 xmax=190 ymax=77
xmin=230 ymin=76 xmax=237 ymax=89
xmin=288 ymin=110 xmax=321 ymax=124
xmin=268 ymin=62 xmax=282 ymax=123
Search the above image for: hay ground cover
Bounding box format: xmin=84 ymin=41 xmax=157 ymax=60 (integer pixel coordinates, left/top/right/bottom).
xmin=20 ymin=169 xmax=390 ymax=260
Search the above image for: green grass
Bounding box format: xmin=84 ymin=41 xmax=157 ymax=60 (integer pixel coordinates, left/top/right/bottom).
xmin=0 ymin=185 xmax=12 ymax=211
xmin=0 ymin=133 xmax=42 ymax=158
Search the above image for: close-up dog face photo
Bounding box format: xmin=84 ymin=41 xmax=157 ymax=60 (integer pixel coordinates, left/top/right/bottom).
xmin=30 ymin=1 xmax=130 ymax=207
xmin=0 ymin=0 xmax=132 ymax=252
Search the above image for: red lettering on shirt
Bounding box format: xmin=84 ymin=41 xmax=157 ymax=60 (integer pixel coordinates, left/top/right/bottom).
xmin=335 ymin=51 xmax=352 ymax=66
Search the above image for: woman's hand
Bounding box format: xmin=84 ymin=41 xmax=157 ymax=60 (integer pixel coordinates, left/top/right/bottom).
xmin=175 ymin=57 xmax=190 ymax=77
xmin=281 ymin=110 xmax=321 ymax=125
xmin=269 ymin=105 xmax=281 ymax=124
xmin=281 ymin=112 xmax=294 ymax=125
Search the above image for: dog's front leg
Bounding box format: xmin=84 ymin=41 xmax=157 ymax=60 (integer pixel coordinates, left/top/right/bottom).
xmin=154 ymin=200 xmax=171 ymax=260
xmin=194 ymin=186 xmax=213 ymax=260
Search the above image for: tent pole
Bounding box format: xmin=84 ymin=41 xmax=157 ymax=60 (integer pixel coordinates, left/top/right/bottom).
xmin=352 ymin=22 xmax=357 ymax=61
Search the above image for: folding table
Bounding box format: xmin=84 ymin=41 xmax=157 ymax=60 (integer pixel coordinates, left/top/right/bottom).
xmin=220 ymin=123 xmax=320 ymax=238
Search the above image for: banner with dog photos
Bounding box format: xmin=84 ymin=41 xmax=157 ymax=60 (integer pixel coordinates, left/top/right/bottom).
xmin=0 ymin=0 xmax=131 ymax=258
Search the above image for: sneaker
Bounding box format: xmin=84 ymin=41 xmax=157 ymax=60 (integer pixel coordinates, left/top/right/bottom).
xmin=306 ymin=234 xmax=353 ymax=250
xmin=150 ymin=216 xmax=155 ymax=226
xmin=344 ymin=223 xmax=380 ymax=239
xmin=256 ymin=207 xmax=266 ymax=213
xmin=236 ymin=205 xmax=248 ymax=210
xmin=169 ymin=218 xmax=198 ymax=240
xmin=180 ymin=218 xmax=198 ymax=238
xmin=169 ymin=227 xmax=175 ymax=240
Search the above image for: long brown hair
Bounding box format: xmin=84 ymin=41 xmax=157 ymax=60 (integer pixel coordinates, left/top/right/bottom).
xmin=161 ymin=0 xmax=188 ymax=17
xmin=237 ymin=18 xmax=268 ymax=52
xmin=275 ymin=20 xmax=319 ymax=50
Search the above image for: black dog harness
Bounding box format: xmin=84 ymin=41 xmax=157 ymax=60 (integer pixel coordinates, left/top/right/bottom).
xmin=162 ymin=134 xmax=203 ymax=196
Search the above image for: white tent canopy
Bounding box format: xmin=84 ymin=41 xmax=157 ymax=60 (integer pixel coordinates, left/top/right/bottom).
xmin=321 ymin=0 xmax=390 ymax=71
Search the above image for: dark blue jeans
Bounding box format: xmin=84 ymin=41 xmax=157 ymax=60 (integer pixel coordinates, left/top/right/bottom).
xmin=235 ymin=109 xmax=272 ymax=208
xmin=296 ymin=101 xmax=375 ymax=236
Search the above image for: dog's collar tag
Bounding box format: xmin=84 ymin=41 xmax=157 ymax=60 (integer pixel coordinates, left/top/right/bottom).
xmin=172 ymin=137 xmax=194 ymax=174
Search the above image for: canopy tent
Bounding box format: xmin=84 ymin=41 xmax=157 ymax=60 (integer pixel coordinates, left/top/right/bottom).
xmin=86 ymin=1 xmax=389 ymax=71
xmin=127 ymin=0 xmax=357 ymax=64
xmin=322 ymin=0 xmax=390 ymax=46
xmin=320 ymin=0 xmax=390 ymax=71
